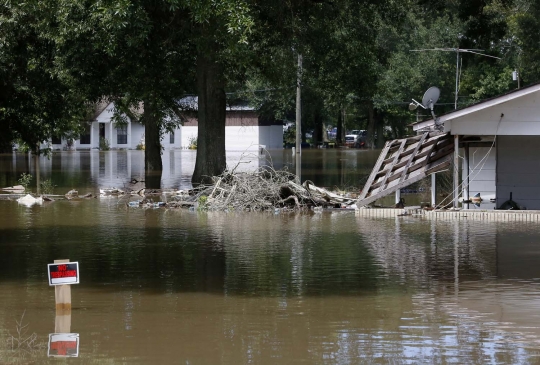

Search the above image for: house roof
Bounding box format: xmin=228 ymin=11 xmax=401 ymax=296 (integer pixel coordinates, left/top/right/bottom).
xmin=412 ymin=81 xmax=540 ymax=132
xmin=90 ymin=96 xmax=257 ymax=122
xmin=88 ymin=99 xmax=111 ymax=121
xmin=177 ymin=96 xmax=256 ymax=111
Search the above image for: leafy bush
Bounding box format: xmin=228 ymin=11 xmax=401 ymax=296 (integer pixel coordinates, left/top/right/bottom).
xmin=99 ymin=137 xmax=110 ymax=151
xmin=197 ymin=195 xmax=207 ymax=210
xmin=40 ymin=179 xmax=55 ymax=195
xmin=17 ymin=173 xmax=32 ymax=193
xmin=188 ymin=136 xmax=197 ymax=149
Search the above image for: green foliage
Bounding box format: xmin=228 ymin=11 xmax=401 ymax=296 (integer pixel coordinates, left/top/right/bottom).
xmin=18 ymin=173 xmax=33 ymax=193
xmin=99 ymin=137 xmax=110 ymax=151
xmin=0 ymin=0 xmax=90 ymax=153
xmin=40 ymin=179 xmax=55 ymax=195
xmin=2 ymin=0 xmax=540 ymax=160
xmin=188 ymin=136 xmax=197 ymax=150
xmin=15 ymin=141 xmax=31 ymax=153
xmin=197 ymin=195 xmax=208 ymax=210
xmin=283 ymin=127 xmax=295 ymax=146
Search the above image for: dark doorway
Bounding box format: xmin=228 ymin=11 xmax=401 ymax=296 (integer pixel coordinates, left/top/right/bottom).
xmin=99 ymin=123 xmax=105 ymax=139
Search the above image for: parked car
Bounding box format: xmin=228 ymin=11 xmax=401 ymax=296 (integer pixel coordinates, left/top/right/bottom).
xmin=345 ymin=130 xmax=367 ymax=148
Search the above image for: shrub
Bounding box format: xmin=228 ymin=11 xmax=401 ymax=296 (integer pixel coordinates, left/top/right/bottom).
xmin=99 ymin=137 xmax=110 ymax=151
xmin=40 ymin=179 xmax=55 ymax=195
xmin=18 ymin=173 xmax=33 ymax=193
xmin=188 ymin=136 xmax=197 ymax=149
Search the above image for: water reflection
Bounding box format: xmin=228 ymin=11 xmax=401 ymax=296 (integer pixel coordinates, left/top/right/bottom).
xmin=0 ymin=149 xmax=380 ymax=192
xmin=2 ymin=151 xmax=540 ymax=363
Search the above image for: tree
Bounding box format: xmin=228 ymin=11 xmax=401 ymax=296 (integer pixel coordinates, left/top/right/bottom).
xmin=46 ymin=0 xmax=195 ymax=187
xmin=0 ymin=0 xmax=88 ymax=154
xmin=507 ymin=0 xmax=540 ymax=84
xmin=188 ymin=0 xmax=254 ymax=185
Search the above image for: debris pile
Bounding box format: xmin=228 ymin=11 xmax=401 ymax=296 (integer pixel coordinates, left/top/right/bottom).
xmin=165 ymin=167 xmax=357 ymax=212
xmin=3 ymin=166 xmax=358 ymax=212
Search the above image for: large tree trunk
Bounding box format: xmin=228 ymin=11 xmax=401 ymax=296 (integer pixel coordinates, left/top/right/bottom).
xmin=367 ymin=102 xmax=376 ymax=149
xmin=192 ymin=46 xmax=226 ymax=186
xmin=0 ymin=136 xmax=12 ymax=153
xmin=336 ymin=107 xmax=344 ymax=145
xmin=375 ymin=117 xmax=385 ymax=149
xmin=312 ymin=107 xmax=324 ymax=145
xmin=144 ymin=100 xmax=163 ymax=189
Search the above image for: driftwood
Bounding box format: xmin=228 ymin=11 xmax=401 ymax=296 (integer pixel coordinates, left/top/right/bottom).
xmin=167 ymin=167 xmax=357 ymax=212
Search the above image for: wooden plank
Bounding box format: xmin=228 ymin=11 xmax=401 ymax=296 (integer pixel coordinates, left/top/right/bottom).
xmin=54 ymin=259 xmax=71 ymax=333
xmin=357 ymin=133 xmax=454 ymax=207
xmin=379 ymin=139 xmax=407 ymax=191
xmin=358 ymin=140 xmax=394 ymax=200
xmin=399 ymin=132 xmax=428 ymax=182
xmin=421 ymin=133 xmax=450 ymax=166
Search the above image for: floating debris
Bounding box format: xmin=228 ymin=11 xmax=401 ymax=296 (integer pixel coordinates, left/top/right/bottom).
xmin=100 ymin=187 xmax=124 ymax=195
xmin=17 ymin=194 xmax=43 ymax=207
xmin=65 ymin=189 xmax=79 ymax=199
xmin=2 ymin=185 xmax=25 ymax=193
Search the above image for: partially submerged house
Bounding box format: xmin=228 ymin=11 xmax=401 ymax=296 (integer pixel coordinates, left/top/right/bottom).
xmin=357 ymin=82 xmax=540 ymax=210
xmin=49 ymin=99 xmax=283 ymax=151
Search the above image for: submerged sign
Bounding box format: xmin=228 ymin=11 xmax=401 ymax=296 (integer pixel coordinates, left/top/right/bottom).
xmin=48 ymin=333 xmax=80 ymax=357
xmin=47 ymin=262 xmax=79 ymax=286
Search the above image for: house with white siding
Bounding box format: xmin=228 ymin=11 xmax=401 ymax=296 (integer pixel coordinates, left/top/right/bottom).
xmin=48 ymin=99 xmax=283 ymax=152
xmin=412 ymin=82 xmax=540 ymax=210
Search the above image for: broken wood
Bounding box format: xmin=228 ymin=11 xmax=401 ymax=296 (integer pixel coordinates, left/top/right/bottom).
xmin=357 ymin=132 xmax=453 ymax=207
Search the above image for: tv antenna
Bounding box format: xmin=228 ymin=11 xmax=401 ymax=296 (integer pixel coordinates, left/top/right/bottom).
xmin=409 ymin=86 xmax=441 ymax=126
xmin=410 ymin=48 xmax=501 ymax=109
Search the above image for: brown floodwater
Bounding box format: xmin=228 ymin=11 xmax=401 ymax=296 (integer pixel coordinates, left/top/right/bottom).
xmin=1 ymin=150 xmax=540 ymax=364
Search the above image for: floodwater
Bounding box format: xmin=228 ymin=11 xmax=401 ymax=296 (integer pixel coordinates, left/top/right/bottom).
xmin=2 ymin=150 xmax=540 ymax=364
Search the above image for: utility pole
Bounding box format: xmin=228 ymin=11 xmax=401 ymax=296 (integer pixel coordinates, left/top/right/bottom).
xmin=295 ymin=54 xmax=302 ymax=182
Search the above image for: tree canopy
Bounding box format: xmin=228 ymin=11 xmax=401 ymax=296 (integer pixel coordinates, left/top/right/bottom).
xmin=1 ymin=0 xmax=539 ymax=183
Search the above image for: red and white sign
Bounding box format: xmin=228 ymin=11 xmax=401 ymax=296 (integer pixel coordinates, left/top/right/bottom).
xmin=47 ymin=262 xmax=80 ymax=286
xmin=48 ymin=333 xmax=80 ymax=357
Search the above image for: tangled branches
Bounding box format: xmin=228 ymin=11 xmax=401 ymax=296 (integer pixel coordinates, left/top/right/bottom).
xmin=172 ymin=166 xmax=357 ymax=212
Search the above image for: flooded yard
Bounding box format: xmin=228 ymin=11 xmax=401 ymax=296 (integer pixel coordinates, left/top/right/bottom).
xmin=1 ymin=150 xmax=540 ymax=364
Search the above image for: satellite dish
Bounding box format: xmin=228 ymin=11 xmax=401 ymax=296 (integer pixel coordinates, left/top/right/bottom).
xmin=422 ymin=86 xmax=440 ymax=110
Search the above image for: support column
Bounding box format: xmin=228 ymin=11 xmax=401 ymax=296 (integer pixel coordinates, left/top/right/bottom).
xmin=431 ymin=173 xmax=436 ymax=207
xmin=453 ymin=135 xmax=460 ymax=208
xmin=454 ymin=221 xmax=459 ymax=297
xmin=395 ymin=189 xmax=401 ymax=205
xmin=110 ymin=122 xmax=114 ymax=148
xmin=463 ymin=144 xmax=469 ymax=209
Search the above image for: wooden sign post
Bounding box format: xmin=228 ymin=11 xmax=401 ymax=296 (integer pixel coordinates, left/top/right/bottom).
xmin=47 ymin=259 xmax=79 ymax=339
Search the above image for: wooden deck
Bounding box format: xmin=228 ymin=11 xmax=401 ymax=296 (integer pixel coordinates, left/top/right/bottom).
xmin=357 ymin=132 xmax=454 ymax=207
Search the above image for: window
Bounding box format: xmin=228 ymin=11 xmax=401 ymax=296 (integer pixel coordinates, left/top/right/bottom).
xmin=117 ymin=125 xmax=127 ymax=145
xmin=51 ymin=136 xmax=62 ymax=145
xmin=170 ymin=131 xmax=175 ymax=144
xmin=80 ymin=123 xmax=91 ymax=144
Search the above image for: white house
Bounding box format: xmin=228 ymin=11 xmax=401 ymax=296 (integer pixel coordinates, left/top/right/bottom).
xmin=48 ymin=99 xmax=283 ymax=152
xmin=412 ymin=82 xmax=540 ymax=210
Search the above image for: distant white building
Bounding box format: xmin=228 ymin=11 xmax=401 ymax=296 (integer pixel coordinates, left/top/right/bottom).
xmin=46 ymin=99 xmax=283 ymax=152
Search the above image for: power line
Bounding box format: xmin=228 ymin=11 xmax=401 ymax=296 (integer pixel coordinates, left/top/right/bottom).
xmin=410 ymin=48 xmax=501 ymax=109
